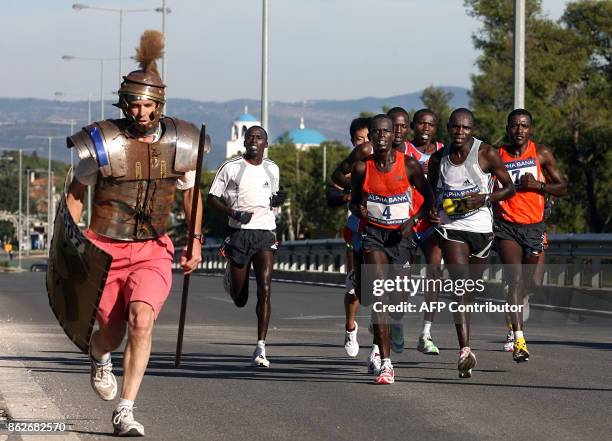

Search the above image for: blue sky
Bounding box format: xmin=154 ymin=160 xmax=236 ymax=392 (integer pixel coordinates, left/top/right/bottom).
xmin=0 ymin=0 xmax=568 ymax=102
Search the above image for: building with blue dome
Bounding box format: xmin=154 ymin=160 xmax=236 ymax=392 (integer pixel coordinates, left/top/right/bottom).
xmin=226 ymin=106 xmax=261 ymax=158
xmin=282 ymin=117 xmax=326 ymax=150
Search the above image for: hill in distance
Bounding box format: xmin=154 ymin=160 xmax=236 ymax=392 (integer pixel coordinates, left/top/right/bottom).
xmin=0 ymin=86 xmax=468 ymax=169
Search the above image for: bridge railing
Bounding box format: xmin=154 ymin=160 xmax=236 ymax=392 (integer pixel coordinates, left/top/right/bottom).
xmin=194 ymin=234 xmax=612 ymax=290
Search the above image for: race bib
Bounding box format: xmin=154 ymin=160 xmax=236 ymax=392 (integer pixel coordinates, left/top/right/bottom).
xmin=505 ymin=158 xmax=538 ymax=189
xmin=440 ymin=185 xmax=481 ymax=219
xmin=367 ymin=193 xmax=410 ymax=226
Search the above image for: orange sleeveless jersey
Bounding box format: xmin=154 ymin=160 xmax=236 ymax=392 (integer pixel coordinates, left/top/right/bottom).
xmin=405 ymin=141 xmax=443 ymax=233
xmin=497 ymin=140 xmax=545 ymax=224
xmin=363 ymin=150 xmax=412 ymax=229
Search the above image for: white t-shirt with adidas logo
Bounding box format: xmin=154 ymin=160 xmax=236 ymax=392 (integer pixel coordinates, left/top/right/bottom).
xmin=209 ymin=156 xmax=280 ymax=230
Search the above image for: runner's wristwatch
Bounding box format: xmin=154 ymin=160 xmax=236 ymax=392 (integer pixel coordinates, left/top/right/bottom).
xmin=193 ymin=233 xmax=205 ymax=245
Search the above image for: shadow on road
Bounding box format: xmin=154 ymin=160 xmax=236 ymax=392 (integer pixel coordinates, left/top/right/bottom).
xmin=524 ymin=340 xmax=612 ymax=350
xmin=1 ymin=349 xmax=611 ymax=392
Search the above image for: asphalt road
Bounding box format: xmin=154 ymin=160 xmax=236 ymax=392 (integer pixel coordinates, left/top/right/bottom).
xmin=0 ymin=272 xmax=610 ymax=441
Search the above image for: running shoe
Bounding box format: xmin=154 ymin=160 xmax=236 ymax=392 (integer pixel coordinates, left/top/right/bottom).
xmin=89 ymin=349 xmax=117 ymax=401
xmin=112 ymin=406 xmax=145 ymax=437
xmin=223 ymin=261 xmax=231 ymax=295
xmin=367 ymin=346 xmax=381 ymax=376
xmin=513 ymin=337 xmax=530 ymax=363
xmin=375 ymin=359 xmax=395 ymax=385
xmin=345 ymin=270 xmax=356 ymax=295
xmin=458 ymin=347 xmax=477 ymax=379
xmin=503 ymin=328 xmax=515 ymax=352
xmin=391 ymin=323 xmax=404 ymax=354
xmin=251 ymin=345 xmax=270 ymax=367
xmin=344 ymin=322 xmax=359 ymax=357
xmin=417 ymin=335 xmax=440 ymax=355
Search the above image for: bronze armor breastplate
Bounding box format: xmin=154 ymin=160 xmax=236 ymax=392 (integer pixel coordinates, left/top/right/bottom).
xmin=90 ymin=130 xmax=184 ymax=241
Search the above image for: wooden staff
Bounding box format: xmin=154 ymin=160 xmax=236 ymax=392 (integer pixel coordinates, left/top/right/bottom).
xmin=175 ymin=124 xmax=206 ymax=368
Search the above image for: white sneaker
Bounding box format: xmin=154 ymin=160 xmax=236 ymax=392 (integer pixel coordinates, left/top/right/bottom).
xmin=112 ymin=406 xmax=145 ymax=437
xmin=344 ymin=322 xmax=359 ymax=357
xmin=345 ymin=270 xmax=356 ymax=295
xmin=367 ymin=345 xmax=381 ymax=376
xmin=89 ymin=350 xmax=117 ymax=401
xmin=252 ymin=345 xmax=270 ymax=367
xmin=504 ymin=328 xmax=515 ymax=352
xmin=375 ymin=359 xmax=395 ymax=385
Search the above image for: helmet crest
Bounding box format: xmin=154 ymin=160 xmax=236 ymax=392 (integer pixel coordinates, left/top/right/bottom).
xmin=115 ymin=30 xmax=166 ymax=134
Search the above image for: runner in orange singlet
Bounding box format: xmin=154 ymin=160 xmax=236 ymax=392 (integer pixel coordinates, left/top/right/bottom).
xmin=495 ymin=109 xmax=567 ymax=362
xmin=351 ymin=115 xmax=433 ymax=384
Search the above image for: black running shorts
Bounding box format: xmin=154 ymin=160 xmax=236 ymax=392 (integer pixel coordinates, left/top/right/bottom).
xmin=436 ymin=227 xmax=494 ymax=259
xmin=494 ymin=219 xmax=546 ymax=256
xmin=361 ymin=224 xmax=417 ymax=265
xmin=222 ymin=228 xmax=277 ymax=266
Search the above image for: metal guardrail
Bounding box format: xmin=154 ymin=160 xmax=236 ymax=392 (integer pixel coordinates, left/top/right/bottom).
xmin=194 ymin=234 xmax=612 ymax=290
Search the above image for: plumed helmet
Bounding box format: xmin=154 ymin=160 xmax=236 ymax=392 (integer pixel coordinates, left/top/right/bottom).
xmin=115 ymin=30 xmax=166 ymax=134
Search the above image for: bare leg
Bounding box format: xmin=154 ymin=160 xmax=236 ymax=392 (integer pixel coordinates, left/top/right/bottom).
xmin=252 ymin=251 xmax=274 ymax=341
xmin=439 ymin=239 xmax=471 ymax=349
xmin=345 ymin=249 xmax=360 ymax=331
xmin=497 ymin=239 xmax=526 ymax=332
xmin=229 ymin=261 xmax=250 ymax=307
xmin=90 ymin=322 xmax=126 ymax=359
xmin=421 ymin=234 xmax=443 ymax=323
xmin=363 ymin=250 xmax=391 ymax=359
xmin=121 ymin=301 xmax=155 ymax=401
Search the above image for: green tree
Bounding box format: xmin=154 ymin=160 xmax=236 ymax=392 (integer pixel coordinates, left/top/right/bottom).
xmin=268 ymin=139 xmax=351 ymax=239
xmin=465 ymin=0 xmax=611 ymax=232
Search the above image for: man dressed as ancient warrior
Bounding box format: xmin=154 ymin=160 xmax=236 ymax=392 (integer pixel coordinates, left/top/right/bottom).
xmin=64 ymin=31 xmax=205 ymax=436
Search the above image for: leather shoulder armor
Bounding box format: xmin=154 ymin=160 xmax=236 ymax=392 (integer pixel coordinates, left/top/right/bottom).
xmin=163 ymin=117 xmax=212 ymax=172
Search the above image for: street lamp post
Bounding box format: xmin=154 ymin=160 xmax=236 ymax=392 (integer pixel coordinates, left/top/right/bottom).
xmin=72 ymin=3 xmax=171 ymax=116
xmin=261 ymin=0 xmax=269 ymax=133
xmin=26 ymin=168 xmax=30 ymax=256
xmin=323 ymin=144 xmax=327 ymax=184
xmin=513 ymin=0 xmax=526 ymax=109
xmin=18 ymin=149 xmax=22 ymax=269
xmin=26 ymin=136 xmax=64 ymax=255
xmin=54 ymin=91 xmax=97 ymax=224
xmin=62 ymin=55 xmax=128 ymax=121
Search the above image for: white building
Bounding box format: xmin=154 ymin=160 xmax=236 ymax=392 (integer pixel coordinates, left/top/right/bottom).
xmin=225 ymin=107 xmax=260 ymax=159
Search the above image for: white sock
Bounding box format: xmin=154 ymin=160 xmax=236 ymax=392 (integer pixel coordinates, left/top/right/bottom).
xmin=515 ymin=330 xmax=524 ymax=340
xmin=421 ymin=321 xmax=432 ymax=337
xmin=371 ymin=344 xmax=379 ymax=354
xmin=116 ymin=399 xmax=134 ymax=412
xmin=256 ymin=340 xmax=265 ymax=349
xmin=382 ymin=358 xmax=392 ymax=366
xmin=91 ymin=350 xmax=111 ymax=365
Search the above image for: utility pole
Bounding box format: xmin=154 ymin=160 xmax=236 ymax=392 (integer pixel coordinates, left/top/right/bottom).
xmin=513 ymin=0 xmax=526 ymax=109
xmin=18 ymin=149 xmax=22 ymax=269
xmin=261 ymin=0 xmax=269 ymax=132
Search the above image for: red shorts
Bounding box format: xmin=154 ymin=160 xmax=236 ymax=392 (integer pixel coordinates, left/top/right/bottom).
xmin=85 ymin=229 xmax=175 ymax=326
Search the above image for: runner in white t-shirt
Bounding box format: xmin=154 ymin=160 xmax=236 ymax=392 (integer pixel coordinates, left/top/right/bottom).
xmin=207 ymin=125 xmax=286 ymax=367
